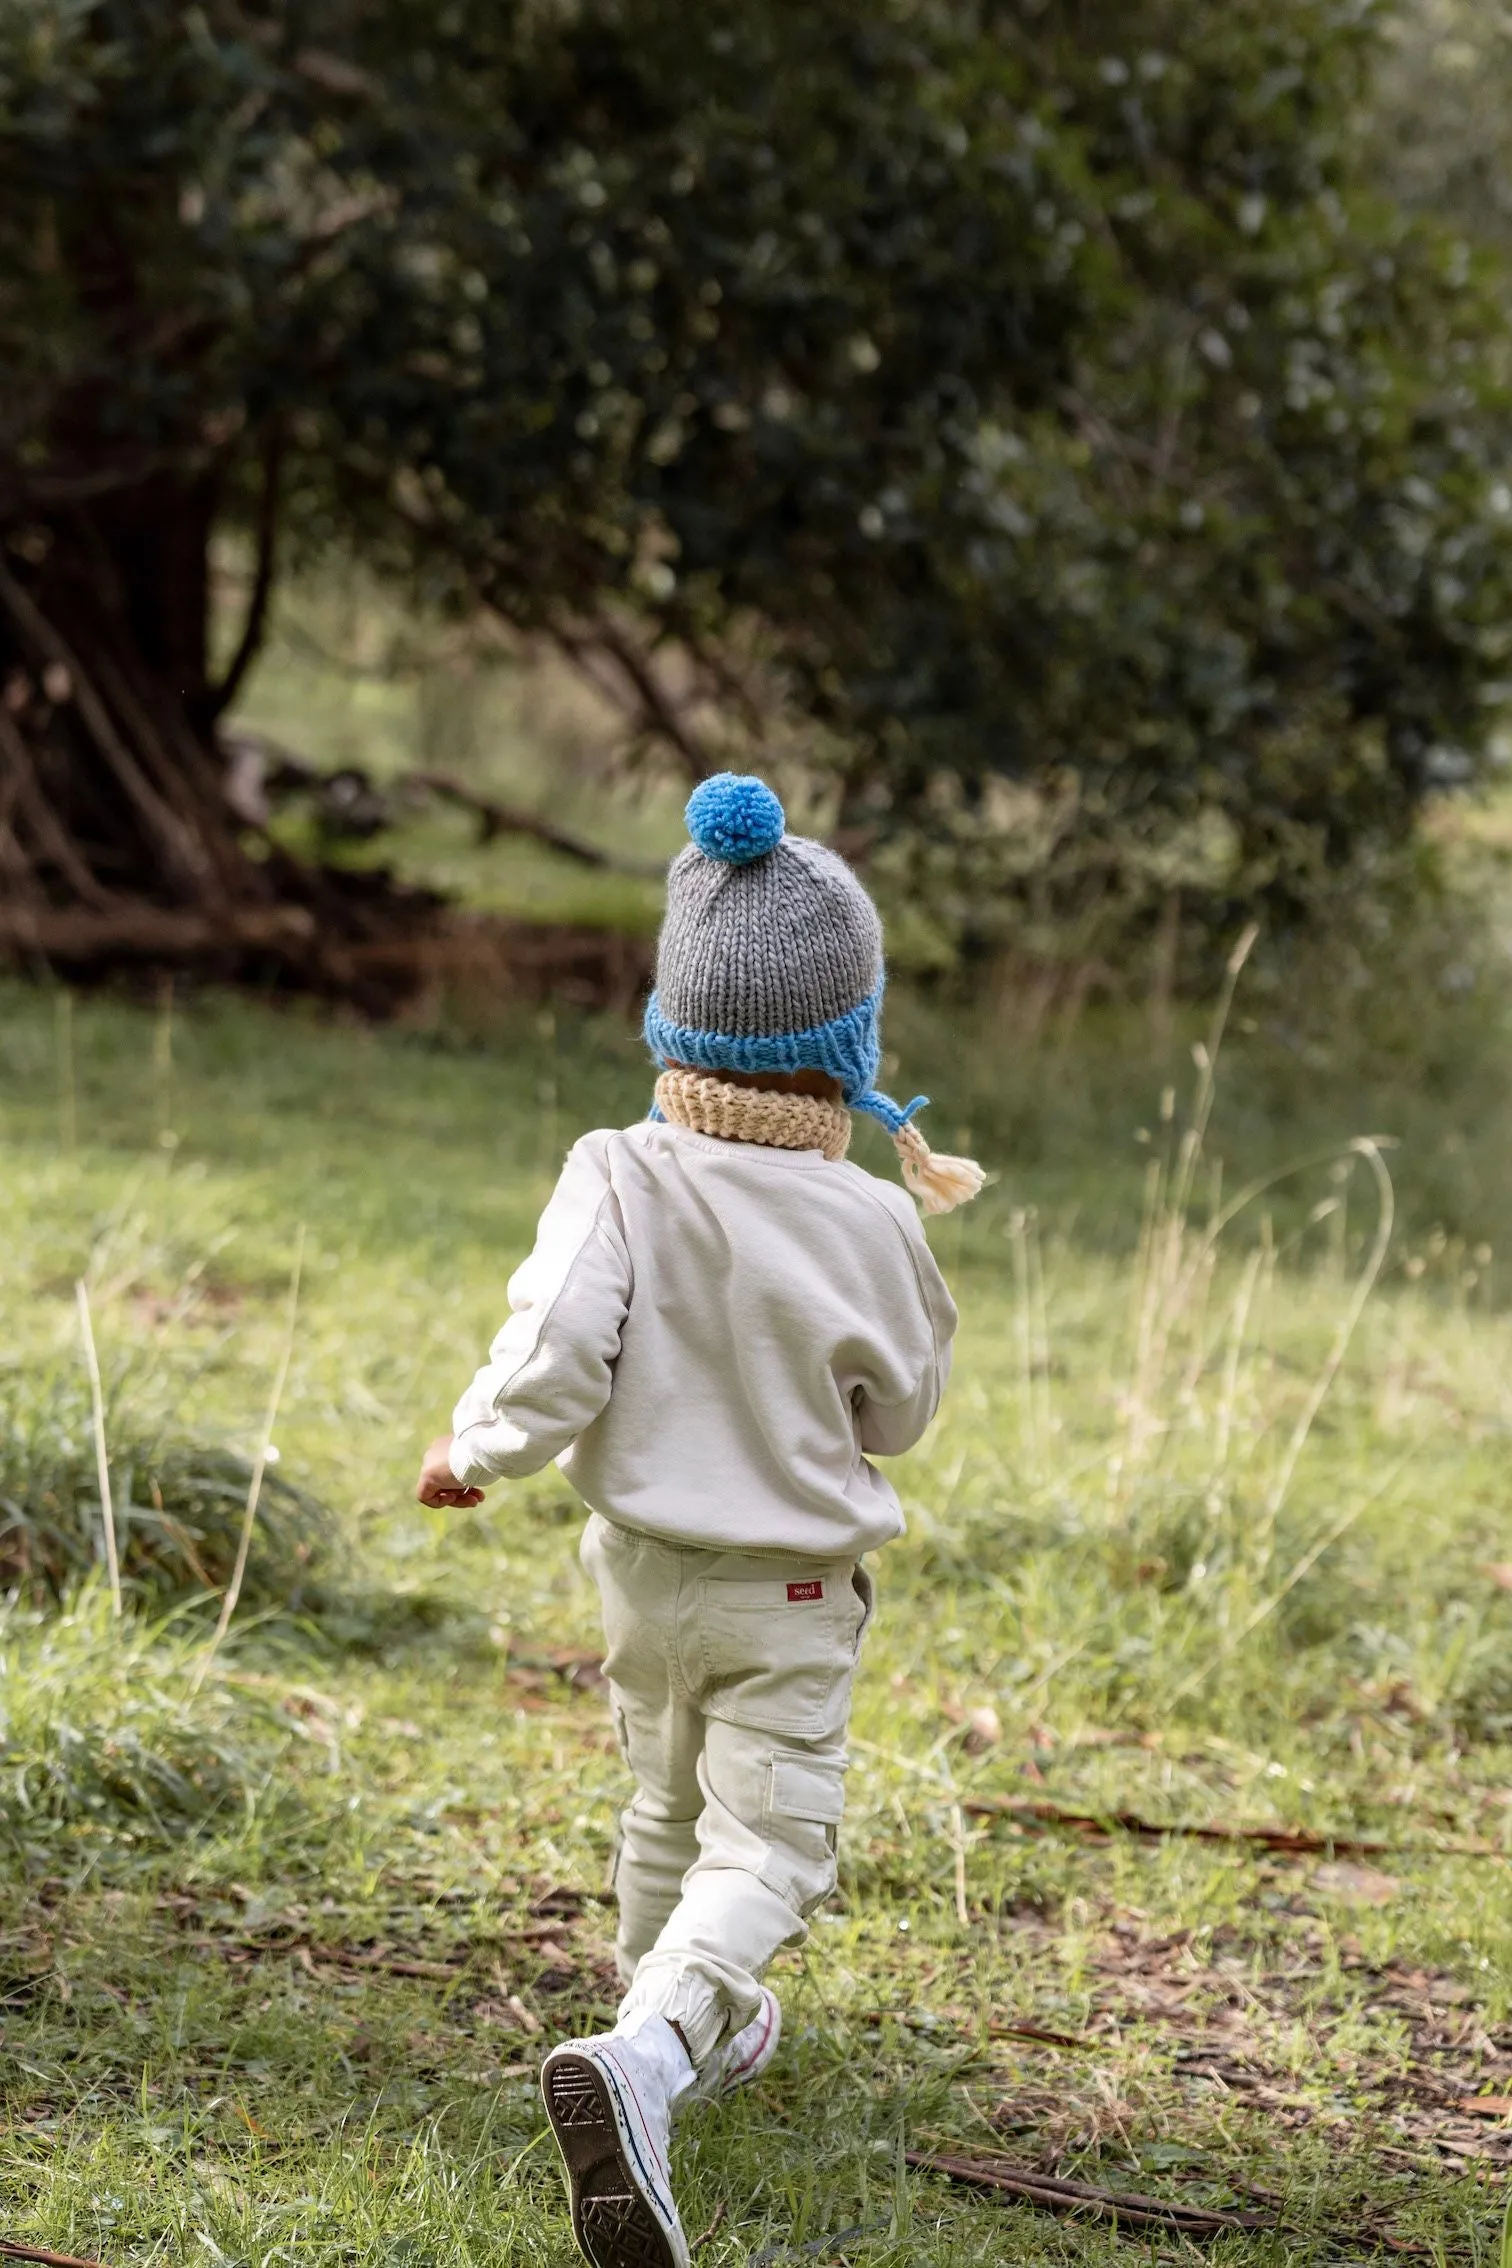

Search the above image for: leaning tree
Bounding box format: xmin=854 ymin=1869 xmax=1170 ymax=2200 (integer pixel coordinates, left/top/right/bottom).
xmin=1 ymin=0 xmax=1508 ymax=990
xmin=0 ymin=0 xmax=1094 ymax=987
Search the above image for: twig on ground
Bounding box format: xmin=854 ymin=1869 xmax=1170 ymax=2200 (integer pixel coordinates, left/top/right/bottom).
xmin=907 ymin=2151 xmax=1435 ymax=2252
xmin=1 ymin=2243 xmax=110 ymax=2268
xmin=691 ymin=2200 xmax=728 ymax=2252
xmin=863 ymin=2008 xmax=1104 ymax=2050
xmin=990 ymin=2020 xmax=1099 ymax=2050
xmin=960 ymin=1795 xmax=1503 ymax=1862
xmin=74 ymin=1279 xmax=121 ymax=1618
xmin=904 ymin=2152 xmax=1276 ymax=2237
xmin=293 ymin=1943 xmax=459 ymax=1981
xmin=906 ymin=2150 xmax=1441 ymax=2258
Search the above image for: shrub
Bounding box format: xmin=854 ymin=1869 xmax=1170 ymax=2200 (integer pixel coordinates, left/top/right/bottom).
xmin=0 ymin=1590 xmax=294 ymax=1857
xmin=0 ymin=1376 xmax=330 ymax=1611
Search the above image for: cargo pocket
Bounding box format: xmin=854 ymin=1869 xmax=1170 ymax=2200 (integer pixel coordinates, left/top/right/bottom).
xmin=760 ymin=1748 xmax=849 ymax=1916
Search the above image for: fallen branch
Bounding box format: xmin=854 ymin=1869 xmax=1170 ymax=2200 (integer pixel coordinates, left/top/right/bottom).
xmin=296 ymin=1943 xmax=459 ymax=1982
xmin=1 ymin=2242 xmax=109 ymax=2268
xmin=410 ymin=769 xmax=663 ymax=876
xmin=990 ymin=2019 xmax=1096 ymax=2051
xmin=690 ymin=2201 xmax=728 ymax=2254
xmin=0 ymin=902 xmax=317 ymax=960
xmin=860 ymin=2009 xmax=1094 ymax=2051
xmin=189 ymin=1935 xmax=463 ymax=1981
xmin=961 ymin=1795 xmax=1503 ymax=1862
xmin=907 ymin=2152 xmax=1433 ymax=2256
xmin=905 ymin=2151 xmax=1277 ymax=2237
xmin=228 ymin=733 xmax=663 ymax=876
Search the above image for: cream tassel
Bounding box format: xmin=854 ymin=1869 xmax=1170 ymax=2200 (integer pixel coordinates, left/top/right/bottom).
xmin=893 ymin=1119 xmax=987 ymax=1216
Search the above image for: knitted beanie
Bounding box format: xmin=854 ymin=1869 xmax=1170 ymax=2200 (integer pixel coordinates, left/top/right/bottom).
xmin=644 ymin=774 xmax=984 ymax=1214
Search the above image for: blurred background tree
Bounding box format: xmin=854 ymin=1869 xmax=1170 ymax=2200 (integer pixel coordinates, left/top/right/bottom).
xmin=1 ymin=0 xmax=1508 ymax=992
xmin=1372 ymin=0 xmax=1512 ymax=251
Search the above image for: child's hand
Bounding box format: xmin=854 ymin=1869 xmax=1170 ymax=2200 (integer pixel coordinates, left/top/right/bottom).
xmin=416 ymin=1434 xmax=485 ymax=1508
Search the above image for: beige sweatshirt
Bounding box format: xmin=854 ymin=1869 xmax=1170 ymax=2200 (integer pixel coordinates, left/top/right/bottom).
xmin=448 ymin=1119 xmax=958 ymax=1558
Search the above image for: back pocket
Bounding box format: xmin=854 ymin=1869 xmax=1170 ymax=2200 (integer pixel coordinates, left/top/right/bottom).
xmin=696 ymin=1575 xmax=846 ymax=1737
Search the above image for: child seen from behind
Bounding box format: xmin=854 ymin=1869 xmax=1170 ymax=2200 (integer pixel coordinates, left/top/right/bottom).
xmin=416 ymin=775 xmax=982 ymax=2268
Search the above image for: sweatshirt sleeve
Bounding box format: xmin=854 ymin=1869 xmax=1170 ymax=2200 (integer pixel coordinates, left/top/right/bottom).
xmin=448 ymin=1135 xmax=632 ymax=1488
xmin=855 ymin=1217 xmax=959 ymax=1458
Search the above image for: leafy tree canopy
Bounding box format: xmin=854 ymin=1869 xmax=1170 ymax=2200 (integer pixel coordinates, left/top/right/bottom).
xmin=0 ymin=0 xmax=1507 ymax=978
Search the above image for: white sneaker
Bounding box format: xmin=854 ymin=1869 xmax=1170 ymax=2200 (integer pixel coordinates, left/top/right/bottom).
xmin=541 ymin=2015 xmax=694 ymax=2268
xmin=684 ymin=1986 xmax=782 ymax=2112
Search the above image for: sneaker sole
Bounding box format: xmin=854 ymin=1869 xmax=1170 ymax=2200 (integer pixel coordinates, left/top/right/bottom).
xmin=543 ymin=2050 xmax=685 ymax=2268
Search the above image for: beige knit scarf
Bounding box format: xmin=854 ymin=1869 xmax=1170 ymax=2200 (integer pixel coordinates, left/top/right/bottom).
xmin=655 ymin=1068 xmax=851 ymax=1160
xmin=654 ymin=1069 xmax=986 ymax=1215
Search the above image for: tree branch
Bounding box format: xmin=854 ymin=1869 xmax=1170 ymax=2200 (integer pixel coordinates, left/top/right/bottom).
xmin=411 ymin=769 xmax=664 ymax=875
xmin=0 ymin=706 xmax=118 ymax=907
xmin=381 ymin=474 xmax=719 ymax=781
xmin=682 ymin=621 xmax=769 ymax=745
xmin=208 ymin=423 xmax=284 ymax=721
xmin=551 ymin=618 xmax=715 ymax=781
xmin=227 ymin=731 xmax=664 ymax=877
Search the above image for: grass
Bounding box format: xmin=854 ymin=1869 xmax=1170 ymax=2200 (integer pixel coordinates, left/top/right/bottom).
xmin=1 ymin=972 xmax=1511 ymax=2267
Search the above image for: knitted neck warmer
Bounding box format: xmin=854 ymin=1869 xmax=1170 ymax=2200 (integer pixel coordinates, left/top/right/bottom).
xmin=654 ymin=1068 xmax=851 ymax=1162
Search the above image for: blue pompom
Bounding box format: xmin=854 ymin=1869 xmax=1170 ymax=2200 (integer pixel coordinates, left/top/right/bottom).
xmin=685 ymin=773 xmax=786 ymax=864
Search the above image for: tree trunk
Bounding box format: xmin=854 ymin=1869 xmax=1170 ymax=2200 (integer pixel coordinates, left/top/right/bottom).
xmin=0 ymin=479 xmax=452 ymax=1004
xmin=1 ymin=479 xmax=250 ymax=897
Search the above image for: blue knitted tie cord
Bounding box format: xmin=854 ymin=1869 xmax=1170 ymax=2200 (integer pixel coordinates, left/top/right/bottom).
xmin=854 ymin=1087 xmax=931 ymax=1136
xmin=645 ymin=774 xmax=986 ymax=1214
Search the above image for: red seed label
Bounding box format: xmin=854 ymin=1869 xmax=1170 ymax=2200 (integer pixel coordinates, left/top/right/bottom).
xmin=786 ymin=1580 xmax=824 ymax=1603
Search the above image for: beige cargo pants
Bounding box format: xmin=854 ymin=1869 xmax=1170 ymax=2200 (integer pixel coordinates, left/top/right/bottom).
xmin=580 ymin=1512 xmax=874 ymax=2069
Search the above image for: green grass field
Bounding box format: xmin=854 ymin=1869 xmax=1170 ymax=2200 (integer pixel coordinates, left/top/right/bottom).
xmin=3 ymin=976 xmax=1511 ymax=2268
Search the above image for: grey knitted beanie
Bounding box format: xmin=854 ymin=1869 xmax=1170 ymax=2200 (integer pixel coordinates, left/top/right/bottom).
xmin=656 ymin=833 xmax=882 ymax=1046
xmin=643 ymin=774 xmax=985 ymax=1212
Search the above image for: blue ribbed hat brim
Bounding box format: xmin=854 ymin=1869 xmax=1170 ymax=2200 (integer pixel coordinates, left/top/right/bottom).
xmin=644 ymin=987 xmax=928 ymax=1136
xmin=645 ymin=984 xmax=880 ymax=1094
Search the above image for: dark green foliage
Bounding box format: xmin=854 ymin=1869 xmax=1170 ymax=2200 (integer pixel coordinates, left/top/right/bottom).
xmin=851 ymin=5 xmax=1512 ymax=936
xmin=0 ymin=0 xmax=1508 ymax=948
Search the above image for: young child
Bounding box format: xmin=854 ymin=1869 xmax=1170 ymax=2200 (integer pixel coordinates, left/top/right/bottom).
xmin=416 ymin=775 xmax=982 ymax=2268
